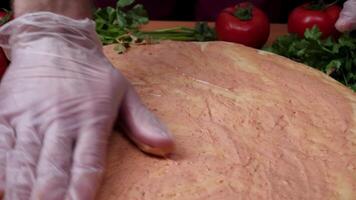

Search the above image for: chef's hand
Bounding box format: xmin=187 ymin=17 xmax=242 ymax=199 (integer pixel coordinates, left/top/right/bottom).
xmin=0 ymin=1 xmax=174 ymax=200
xmin=335 ymin=0 xmax=356 ymax=32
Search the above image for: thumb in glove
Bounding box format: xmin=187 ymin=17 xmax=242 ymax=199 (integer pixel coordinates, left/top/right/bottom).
xmin=335 ymin=0 xmax=356 ymax=32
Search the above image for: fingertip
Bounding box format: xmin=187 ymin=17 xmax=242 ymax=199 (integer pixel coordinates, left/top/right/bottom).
xmin=119 ymin=86 xmax=176 ymax=157
xmin=124 ymin=114 xmax=176 ymax=157
xmin=128 ymin=131 xmax=175 ymax=157
xmin=335 ymin=19 xmax=351 ymax=32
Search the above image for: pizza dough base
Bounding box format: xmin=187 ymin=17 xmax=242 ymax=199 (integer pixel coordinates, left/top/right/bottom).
xmin=98 ymin=41 xmax=356 ymax=200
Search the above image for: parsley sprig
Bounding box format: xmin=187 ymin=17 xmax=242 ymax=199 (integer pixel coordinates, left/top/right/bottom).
xmin=94 ymin=0 xmax=216 ymax=53
xmin=265 ymin=26 xmax=356 ymax=91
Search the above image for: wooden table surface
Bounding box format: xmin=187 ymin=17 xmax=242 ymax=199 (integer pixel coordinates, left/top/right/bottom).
xmin=142 ymin=21 xmax=288 ymax=45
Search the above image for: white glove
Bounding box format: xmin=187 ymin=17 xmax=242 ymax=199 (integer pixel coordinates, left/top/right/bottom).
xmin=335 ymin=0 xmax=356 ymax=32
xmin=0 ymin=12 xmax=174 ymax=200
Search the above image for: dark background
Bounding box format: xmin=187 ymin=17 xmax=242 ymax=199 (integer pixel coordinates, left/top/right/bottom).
xmin=0 ymin=1 xmax=10 ymax=10
xmin=93 ymin=0 xmax=347 ymax=23
xmin=0 ymin=0 xmax=347 ymax=23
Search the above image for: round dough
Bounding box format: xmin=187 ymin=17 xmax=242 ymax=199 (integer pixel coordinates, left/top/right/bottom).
xmin=98 ymin=41 xmax=356 ymax=200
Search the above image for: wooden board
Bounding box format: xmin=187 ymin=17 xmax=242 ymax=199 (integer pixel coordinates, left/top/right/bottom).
xmin=98 ymin=41 xmax=356 ymax=200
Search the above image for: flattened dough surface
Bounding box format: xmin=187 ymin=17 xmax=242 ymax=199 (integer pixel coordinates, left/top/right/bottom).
xmin=98 ymin=41 xmax=356 ymax=200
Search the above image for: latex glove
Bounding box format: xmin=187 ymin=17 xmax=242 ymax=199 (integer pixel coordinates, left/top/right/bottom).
xmin=335 ymin=0 xmax=356 ymax=32
xmin=0 ymin=12 xmax=174 ymax=200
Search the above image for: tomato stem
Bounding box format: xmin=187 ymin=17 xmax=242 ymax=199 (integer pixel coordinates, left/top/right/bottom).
xmin=233 ymin=3 xmax=253 ymax=21
xmin=325 ymin=0 xmax=339 ymax=8
xmin=306 ymin=0 xmax=338 ymax=10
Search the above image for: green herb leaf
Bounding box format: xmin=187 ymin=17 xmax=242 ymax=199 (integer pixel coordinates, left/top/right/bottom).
xmin=194 ymin=22 xmax=217 ymax=41
xmin=266 ymin=26 xmax=356 ymax=91
xmin=117 ymin=0 xmax=135 ymax=8
xmin=94 ymin=0 xmax=149 ymax=47
xmin=94 ymin=0 xmax=216 ymax=54
xmin=325 ymin=60 xmax=342 ymax=75
xmin=114 ymin=44 xmax=128 ymax=54
xmin=304 ymin=26 xmax=322 ymax=40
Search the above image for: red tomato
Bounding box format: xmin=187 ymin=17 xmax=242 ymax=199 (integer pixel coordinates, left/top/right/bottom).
xmin=0 ymin=49 xmax=7 ymax=78
xmin=288 ymin=3 xmax=341 ymax=38
xmin=215 ymin=3 xmax=270 ymax=49
xmin=0 ymin=12 xmax=6 ymax=18
xmin=0 ymin=10 xmax=11 ymax=24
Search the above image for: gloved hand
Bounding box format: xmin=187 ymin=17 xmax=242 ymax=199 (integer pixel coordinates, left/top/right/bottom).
xmin=335 ymin=0 xmax=356 ymax=32
xmin=0 ymin=12 xmax=174 ymax=200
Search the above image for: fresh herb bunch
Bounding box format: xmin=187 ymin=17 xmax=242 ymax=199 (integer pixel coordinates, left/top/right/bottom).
xmin=265 ymin=26 xmax=356 ymax=91
xmin=94 ymin=0 xmax=149 ymax=44
xmin=94 ymin=0 xmax=216 ymax=53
